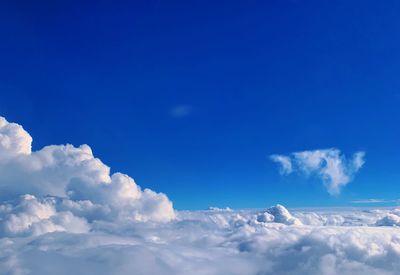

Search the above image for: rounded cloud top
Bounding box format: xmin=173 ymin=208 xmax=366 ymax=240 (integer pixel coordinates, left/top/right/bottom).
xmin=0 ymin=117 xmax=32 ymax=157
xmin=0 ymin=116 xmax=175 ymax=238
xmin=257 ymin=204 xmax=303 ymax=225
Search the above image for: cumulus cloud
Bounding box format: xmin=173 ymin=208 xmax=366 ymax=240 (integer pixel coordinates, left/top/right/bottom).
xmin=0 ymin=194 xmax=90 ymax=237
xmin=1 ymin=116 xmax=398 ymax=275
xmin=0 ymin=116 xmax=175 ymax=233
xmin=270 ymin=148 xmax=365 ymax=194
xmin=0 ymin=117 xmax=32 ymax=157
xmin=2 ymin=203 xmax=400 ymax=274
xmin=256 ymin=204 xmax=302 ymax=225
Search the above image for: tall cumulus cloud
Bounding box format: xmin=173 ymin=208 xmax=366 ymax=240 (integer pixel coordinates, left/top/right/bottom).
xmin=0 ymin=116 xmax=176 ymax=236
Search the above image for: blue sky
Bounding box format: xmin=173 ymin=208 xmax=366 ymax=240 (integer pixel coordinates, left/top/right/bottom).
xmin=1 ymin=0 xmax=400 ymax=209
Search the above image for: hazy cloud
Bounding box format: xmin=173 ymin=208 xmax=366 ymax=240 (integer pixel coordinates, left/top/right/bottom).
xmin=169 ymin=104 xmax=192 ymax=118
xmin=270 ymin=154 xmax=292 ymax=175
xmin=352 ymin=198 xmax=399 ymax=204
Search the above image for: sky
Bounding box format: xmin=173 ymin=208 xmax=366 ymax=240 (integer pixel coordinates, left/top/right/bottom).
xmin=1 ymin=0 xmax=400 ymax=210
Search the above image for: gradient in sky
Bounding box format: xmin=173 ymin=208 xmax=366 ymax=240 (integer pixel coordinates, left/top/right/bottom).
xmin=1 ymin=0 xmax=400 ymax=209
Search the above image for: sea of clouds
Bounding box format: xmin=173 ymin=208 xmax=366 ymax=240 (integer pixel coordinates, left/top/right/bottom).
xmin=0 ymin=116 xmax=400 ymax=275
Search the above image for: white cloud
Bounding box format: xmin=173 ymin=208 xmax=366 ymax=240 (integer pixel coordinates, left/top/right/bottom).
xmin=270 ymin=148 xmax=366 ymax=195
xmin=351 ymin=199 xmax=391 ymax=204
xmin=0 ymin=116 xmax=176 ymax=230
xmin=270 ymin=154 xmax=292 ymax=174
xmin=352 ymin=151 xmax=366 ymax=170
xmin=1 ymin=116 xmax=398 ymax=275
xmin=1 ymin=203 xmax=400 ymax=274
xmin=257 ymin=204 xmax=302 ymax=225
xmin=0 ymin=117 xmax=32 ymax=158
xmin=0 ymin=194 xmax=90 ymax=237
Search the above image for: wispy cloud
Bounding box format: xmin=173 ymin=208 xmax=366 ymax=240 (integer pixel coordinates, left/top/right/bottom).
xmin=270 ymin=155 xmax=292 ymax=175
xmin=169 ymin=104 xmax=192 ymax=118
xmin=351 ymin=198 xmax=399 ymax=204
xmin=270 ymin=148 xmax=365 ymax=195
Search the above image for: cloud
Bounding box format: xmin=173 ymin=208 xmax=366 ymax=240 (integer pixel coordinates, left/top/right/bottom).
xmin=0 ymin=116 xmax=176 ymax=232
xmin=270 ymin=155 xmax=292 ymax=174
xmin=0 ymin=117 xmax=32 ymax=157
xmin=2 ymin=203 xmax=400 ymax=274
xmin=256 ymin=204 xmax=302 ymax=225
xmin=270 ymin=148 xmax=365 ymax=195
xmin=1 ymin=116 xmax=398 ymax=275
xmin=169 ymin=104 xmax=192 ymax=118
xmin=375 ymin=214 xmax=400 ymax=227
xmin=352 ymin=199 xmax=389 ymax=204
xmin=1 ymin=194 xmax=90 ymax=237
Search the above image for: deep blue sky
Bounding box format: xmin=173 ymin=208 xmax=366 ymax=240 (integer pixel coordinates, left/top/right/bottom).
xmin=1 ymin=0 xmax=400 ymax=209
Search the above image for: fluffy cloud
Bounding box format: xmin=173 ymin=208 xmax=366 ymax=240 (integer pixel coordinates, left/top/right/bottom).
xmin=2 ymin=204 xmax=400 ymax=274
xmin=256 ymin=204 xmax=302 ymax=225
xmin=0 ymin=116 xmax=175 ymax=232
xmin=375 ymin=214 xmax=400 ymax=227
xmin=0 ymin=195 xmax=90 ymax=237
xmin=270 ymin=148 xmax=365 ymax=194
xmin=0 ymin=117 xmax=32 ymax=157
xmin=1 ymin=116 xmax=398 ymax=275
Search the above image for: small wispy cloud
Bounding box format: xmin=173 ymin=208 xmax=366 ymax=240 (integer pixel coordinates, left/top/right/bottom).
xmin=351 ymin=199 xmax=399 ymax=204
xmin=169 ymin=104 xmax=192 ymax=118
xmin=270 ymin=148 xmax=365 ymax=195
xmin=270 ymin=155 xmax=292 ymax=175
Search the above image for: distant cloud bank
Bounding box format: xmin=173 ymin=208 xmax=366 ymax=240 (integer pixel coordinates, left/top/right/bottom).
xmin=271 ymin=148 xmax=365 ymax=194
xmin=352 ymin=198 xmax=399 ymax=204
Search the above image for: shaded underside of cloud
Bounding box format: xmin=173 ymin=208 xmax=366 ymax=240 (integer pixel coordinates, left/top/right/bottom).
xmin=270 ymin=148 xmax=365 ymax=195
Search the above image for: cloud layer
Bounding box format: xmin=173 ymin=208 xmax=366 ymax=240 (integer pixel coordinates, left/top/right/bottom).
xmin=2 ymin=204 xmax=400 ymax=275
xmin=271 ymin=148 xmax=365 ymax=194
xmin=1 ymin=117 xmax=398 ymax=275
